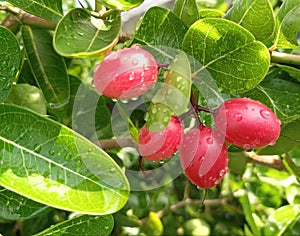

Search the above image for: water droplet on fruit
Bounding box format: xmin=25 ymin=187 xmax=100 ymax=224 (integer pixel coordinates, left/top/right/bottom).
xmin=234 ymin=112 xmax=243 ymax=121
xmin=269 ymin=140 xmax=276 ymax=146
xmin=243 ymin=144 xmax=251 ymax=150
xmin=132 ymin=58 xmax=138 ymax=65
xmin=206 ymin=137 xmax=213 ymax=144
xmin=214 ymin=178 xmax=221 ymax=185
xmin=129 ymin=72 xmax=135 ymax=81
xmin=219 ymin=169 xmax=226 ymax=177
xmin=260 ymin=109 xmax=271 ymax=119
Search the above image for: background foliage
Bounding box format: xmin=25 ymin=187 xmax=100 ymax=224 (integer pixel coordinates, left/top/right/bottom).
xmin=0 ymin=0 xmax=300 ymax=235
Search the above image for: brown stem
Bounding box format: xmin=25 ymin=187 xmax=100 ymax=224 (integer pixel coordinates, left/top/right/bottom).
xmin=94 ymin=137 xmax=137 ymax=150
xmin=0 ymin=4 xmax=57 ymax=30
xmin=245 ymin=152 xmax=285 ymax=171
xmin=155 ymin=196 xmax=231 ymax=219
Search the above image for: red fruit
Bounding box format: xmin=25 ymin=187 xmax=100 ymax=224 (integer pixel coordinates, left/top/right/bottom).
xmin=94 ymin=45 xmax=158 ymax=99
xmin=180 ymin=126 xmax=229 ymax=189
xmin=214 ymin=97 xmax=281 ymax=150
xmin=138 ymin=116 xmax=183 ymax=161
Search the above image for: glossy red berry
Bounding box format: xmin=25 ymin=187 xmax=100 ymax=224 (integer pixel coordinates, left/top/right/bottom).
xmin=94 ymin=45 xmax=158 ymax=99
xmin=138 ymin=116 xmax=183 ymax=161
xmin=180 ymin=126 xmax=229 ymax=189
xmin=214 ymin=97 xmax=281 ymax=150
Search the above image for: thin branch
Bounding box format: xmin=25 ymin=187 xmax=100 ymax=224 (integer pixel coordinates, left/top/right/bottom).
xmin=155 ymin=196 xmax=231 ymax=219
xmin=94 ymin=137 xmax=137 ymax=150
xmin=0 ymin=4 xmax=57 ymax=30
xmin=245 ymin=152 xmax=285 ymax=171
xmin=271 ymin=51 xmax=300 ymax=67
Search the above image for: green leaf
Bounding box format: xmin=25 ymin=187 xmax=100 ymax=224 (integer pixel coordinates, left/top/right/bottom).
xmin=152 ymin=52 xmax=191 ymax=116
xmin=6 ymin=0 xmax=63 ymax=22
xmin=182 ymin=18 xmax=270 ymax=94
xmin=0 ymin=103 xmax=129 ymax=215
xmin=282 ymin=154 xmax=300 ymax=183
xmin=277 ymin=0 xmax=300 ymax=22
xmin=258 ymin=119 xmax=300 ymax=155
xmin=173 ymin=0 xmax=199 ymax=27
xmin=132 ymin=6 xmax=188 ymax=49
xmin=0 ymin=26 xmax=21 ymax=102
xmin=0 ymin=186 xmax=50 ymax=221
xmin=6 ymin=84 xmax=47 ymax=115
xmin=53 ymin=8 xmax=121 ymax=58
xmin=198 ymin=9 xmax=224 ymax=19
xmin=69 ymin=78 xmax=113 ymax=140
xmin=275 ymin=64 xmax=300 ymax=82
xmin=238 ymin=191 xmax=260 ymax=236
xmin=97 ymin=0 xmax=143 ymax=10
xmin=22 ymin=26 xmax=70 ymax=111
xmin=141 ymin=212 xmax=164 ymax=236
xmin=264 ymin=205 xmax=300 ymax=236
xmin=244 ymin=78 xmax=300 ymax=123
xmin=196 ymin=0 xmax=228 ymax=12
xmin=224 ymin=0 xmax=276 ymax=42
xmin=280 ymin=5 xmax=300 ymax=46
xmin=34 ymin=214 xmax=114 ymax=236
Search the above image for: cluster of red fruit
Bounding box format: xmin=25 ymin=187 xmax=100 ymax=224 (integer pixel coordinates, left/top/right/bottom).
xmin=94 ymin=46 xmax=281 ymax=189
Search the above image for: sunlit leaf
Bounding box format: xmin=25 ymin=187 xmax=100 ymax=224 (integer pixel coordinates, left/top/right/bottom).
xmin=53 ymin=8 xmax=121 ymax=58
xmin=182 ymin=18 xmax=270 ymax=94
xmin=173 ymin=0 xmax=199 ymax=27
xmin=34 ymin=214 xmax=114 ymax=236
xmin=0 ymin=186 xmax=50 ymax=221
xmin=6 ymin=0 xmax=63 ymax=22
xmin=225 ymin=0 xmax=276 ymax=41
xmin=0 ymin=104 xmax=129 ymax=215
xmin=96 ymin=0 xmax=143 ymax=10
xmin=132 ymin=6 xmax=188 ymax=49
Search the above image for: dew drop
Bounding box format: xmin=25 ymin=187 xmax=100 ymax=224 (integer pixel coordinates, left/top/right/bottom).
xmin=206 ymin=137 xmax=213 ymax=144
xmin=219 ymin=169 xmax=226 ymax=177
xmin=233 ymin=112 xmax=243 ymax=121
xmin=143 ymin=65 xmax=149 ymax=71
xmin=132 ymin=58 xmax=138 ymax=65
xmin=49 ymin=150 xmax=55 ymax=155
xmin=214 ymin=178 xmax=221 ymax=185
xmin=260 ymin=109 xmax=271 ymax=119
xmin=243 ymin=144 xmax=251 ymax=150
xmin=268 ymin=140 xmax=276 ymax=146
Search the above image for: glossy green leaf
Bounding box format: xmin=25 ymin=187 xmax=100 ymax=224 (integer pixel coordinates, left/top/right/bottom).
xmin=141 ymin=212 xmax=163 ymax=236
xmin=225 ymin=0 xmax=276 ymax=41
xmin=152 ymin=52 xmax=191 ymax=115
xmin=0 ymin=26 xmax=21 ymax=102
xmin=238 ymin=191 xmax=260 ymax=236
xmin=6 ymin=0 xmax=63 ymax=22
xmin=6 ymin=84 xmax=47 ymax=115
xmin=258 ymin=119 xmax=300 ymax=155
xmin=280 ymin=5 xmax=300 ymax=46
xmin=196 ymin=0 xmax=228 ymax=12
xmin=96 ymin=0 xmax=143 ymax=10
xmin=244 ymin=78 xmax=300 ymax=123
xmin=22 ymin=26 xmax=70 ymax=111
xmin=275 ymin=64 xmax=300 ymax=82
xmin=69 ymin=77 xmax=113 ymax=140
xmin=53 ymin=8 xmax=121 ymax=58
xmin=198 ymin=9 xmax=224 ymax=19
xmin=34 ymin=214 xmax=114 ymax=236
xmin=182 ymin=18 xmax=270 ymax=94
xmin=282 ymin=154 xmax=300 ymax=183
xmin=173 ymin=0 xmax=199 ymax=27
xmin=264 ymin=205 xmax=300 ymax=236
xmin=132 ymin=6 xmax=188 ymax=49
xmin=0 ymin=103 xmax=129 ymax=215
xmin=0 ymin=186 xmax=50 ymax=221
xmin=277 ymin=0 xmax=300 ymax=22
